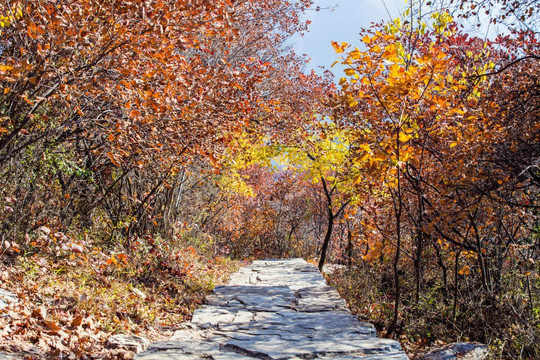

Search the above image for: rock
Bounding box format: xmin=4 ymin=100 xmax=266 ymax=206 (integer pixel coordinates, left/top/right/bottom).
xmin=416 ymin=342 xmax=488 ymax=360
xmin=0 ymin=288 xmax=18 ymax=310
xmin=106 ymin=335 xmax=150 ymax=354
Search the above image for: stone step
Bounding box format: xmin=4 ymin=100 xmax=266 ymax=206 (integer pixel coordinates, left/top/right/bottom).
xmin=136 ymin=259 xmax=408 ymax=359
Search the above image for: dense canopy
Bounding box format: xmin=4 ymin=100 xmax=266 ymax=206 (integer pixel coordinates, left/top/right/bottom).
xmin=0 ymin=0 xmax=538 ymax=358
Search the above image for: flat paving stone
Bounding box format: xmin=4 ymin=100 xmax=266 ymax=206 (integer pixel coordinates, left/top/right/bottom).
xmin=136 ymin=259 xmax=408 ymax=360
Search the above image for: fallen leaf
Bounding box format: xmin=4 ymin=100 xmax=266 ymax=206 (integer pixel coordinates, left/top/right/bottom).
xmin=70 ymin=243 xmax=85 ymax=254
xmin=45 ymin=320 xmax=61 ymax=332
xmin=38 ymin=226 xmax=51 ymax=235
xmin=31 ymin=306 xmax=47 ymax=320
xmin=71 ymin=315 xmax=83 ymax=327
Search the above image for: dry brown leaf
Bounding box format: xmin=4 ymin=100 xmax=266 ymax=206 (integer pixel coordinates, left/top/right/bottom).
xmin=38 ymin=226 xmax=51 ymax=236
xmin=12 ymin=326 xmax=26 ymax=335
xmin=37 ymin=337 xmax=51 ymax=352
xmin=71 ymin=315 xmax=83 ymax=327
xmin=31 ymin=306 xmax=47 ymax=320
xmin=84 ymin=316 xmax=96 ymax=330
xmin=44 ymin=320 xmax=61 ymax=332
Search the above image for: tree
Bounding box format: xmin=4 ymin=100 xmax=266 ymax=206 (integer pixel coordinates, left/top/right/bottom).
xmin=435 ymin=0 xmax=540 ymax=30
xmin=330 ymin=3 xmax=539 ymax=351
xmin=0 ymin=0 xmax=329 ymax=242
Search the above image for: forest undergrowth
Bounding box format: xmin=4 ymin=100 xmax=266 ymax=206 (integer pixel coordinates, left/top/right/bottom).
xmin=0 ymin=228 xmax=238 ymax=359
xmin=325 ymin=264 xmax=539 ymax=359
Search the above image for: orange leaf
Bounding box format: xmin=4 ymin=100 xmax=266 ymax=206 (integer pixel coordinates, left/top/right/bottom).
xmin=370 ymin=45 xmax=382 ymax=53
xmin=27 ymin=22 xmax=38 ymax=39
xmin=71 ymin=315 xmax=83 ymax=327
xmin=117 ymin=253 xmax=129 ymax=265
xmin=45 ymin=321 xmax=61 ymax=332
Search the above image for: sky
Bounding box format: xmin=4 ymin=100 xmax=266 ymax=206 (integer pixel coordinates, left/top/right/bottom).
xmin=293 ymin=0 xmax=405 ymax=76
xmin=293 ymin=0 xmax=508 ymax=77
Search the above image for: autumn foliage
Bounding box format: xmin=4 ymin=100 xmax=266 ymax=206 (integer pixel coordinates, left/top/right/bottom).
xmin=0 ymin=0 xmax=328 ymax=358
xmin=210 ymin=3 xmax=539 ymax=357
xmin=0 ymin=0 xmax=325 ymax=240
xmin=322 ymin=7 xmax=540 ymax=358
xmin=0 ymin=0 xmax=539 ymax=358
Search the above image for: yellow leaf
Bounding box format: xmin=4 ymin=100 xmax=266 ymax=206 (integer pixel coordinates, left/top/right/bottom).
xmin=332 ymin=41 xmax=348 ymax=53
xmin=359 ymin=143 xmax=372 ymax=153
xmin=362 ymin=35 xmax=371 ymax=44
xmin=450 ymin=141 xmax=458 ymax=148
xmin=399 ymin=132 xmax=411 ymax=142
xmin=344 ymin=68 xmax=356 ymax=76
xmin=350 ymin=49 xmax=362 ymax=60
xmin=370 ymin=45 xmax=382 ymax=53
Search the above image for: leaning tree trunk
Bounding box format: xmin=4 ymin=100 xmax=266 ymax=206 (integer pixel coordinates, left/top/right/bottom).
xmin=317 ymin=177 xmax=349 ymax=271
xmin=318 ymin=207 xmax=334 ymax=271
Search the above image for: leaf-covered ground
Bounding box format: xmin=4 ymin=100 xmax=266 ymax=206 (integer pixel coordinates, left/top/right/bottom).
xmin=0 ymin=241 xmax=238 ymax=359
xmin=324 ymin=266 xmax=540 ymax=359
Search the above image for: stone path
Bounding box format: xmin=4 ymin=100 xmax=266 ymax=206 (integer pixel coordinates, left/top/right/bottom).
xmin=136 ymin=258 xmax=408 ymax=359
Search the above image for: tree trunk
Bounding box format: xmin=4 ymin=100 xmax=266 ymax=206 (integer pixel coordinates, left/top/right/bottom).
xmin=387 ymin=128 xmax=403 ymax=337
xmin=317 ymin=177 xmax=349 ymax=272
xmin=347 ymin=220 xmax=353 ymax=268
xmin=318 ymin=210 xmax=334 ymax=271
